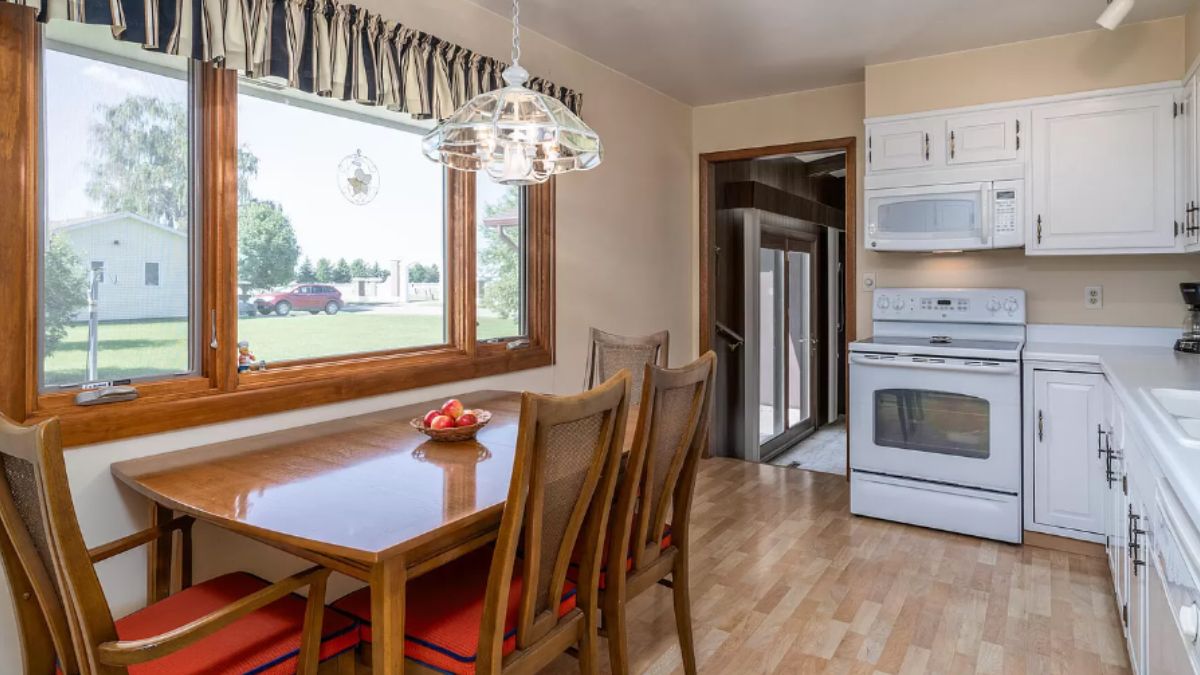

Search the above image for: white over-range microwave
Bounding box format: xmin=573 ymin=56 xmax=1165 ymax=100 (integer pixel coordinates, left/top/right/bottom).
xmin=865 ymin=179 xmax=1023 ymax=252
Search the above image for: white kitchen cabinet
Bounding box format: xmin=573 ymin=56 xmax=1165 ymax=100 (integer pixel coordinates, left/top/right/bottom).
xmin=1126 ymin=453 xmax=1151 ymax=675
xmin=1183 ymin=74 xmax=1200 ymax=251
xmin=1029 ymin=89 xmax=1179 ymax=254
xmin=1031 ymin=370 xmax=1108 ymax=535
xmin=867 ymin=118 xmax=940 ymax=172
xmin=1105 ymin=385 xmax=1129 ymax=617
xmin=945 ymin=109 xmax=1026 ymax=166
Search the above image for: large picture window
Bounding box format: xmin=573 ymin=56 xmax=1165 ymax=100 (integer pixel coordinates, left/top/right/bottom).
xmin=236 ymin=85 xmax=447 ymax=364
xmin=476 ymin=177 xmax=527 ymax=342
xmin=0 ymin=14 xmax=555 ymax=446
xmin=39 ymin=25 xmax=196 ymax=389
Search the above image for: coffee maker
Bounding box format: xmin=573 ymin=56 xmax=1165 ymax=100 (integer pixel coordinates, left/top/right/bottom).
xmin=1178 ymin=283 xmax=1200 ymax=354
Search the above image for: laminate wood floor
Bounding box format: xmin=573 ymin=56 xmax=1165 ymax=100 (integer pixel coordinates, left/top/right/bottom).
xmin=543 ymin=458 xmax=1130 ymax=675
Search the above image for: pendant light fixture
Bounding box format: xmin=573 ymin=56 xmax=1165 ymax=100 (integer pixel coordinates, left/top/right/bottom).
xmin=421 ymin=0 xmax=603 ymax=185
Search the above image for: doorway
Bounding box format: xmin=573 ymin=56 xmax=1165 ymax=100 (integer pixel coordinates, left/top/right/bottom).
xmin=699 ymin=139 xmax=856 ymax=472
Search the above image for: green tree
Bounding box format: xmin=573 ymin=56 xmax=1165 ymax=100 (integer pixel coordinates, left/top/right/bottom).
xmin=238 ymin=200 xmax=300 ymax=291
xmin=369 ymin=261 xmax=391 ymax=282
xmin=314 ymin=258 xmax=334 ymax=283
xmin=478 ymin=189 xmax=521 ymax=320
xmin=85 ymin=96 xmax=259 ymax=229
xmin=43 ymin=235 xmax=89 ymax=356
xmin=408 ymin=262 xmax=441 ymax=284
xmin=332 ymin=258 xmax=352 ymax=284
xmin=349 ymin=258 xmax=371 ymax=279
xmin=296 ymin=257 xmax=316 ymax=283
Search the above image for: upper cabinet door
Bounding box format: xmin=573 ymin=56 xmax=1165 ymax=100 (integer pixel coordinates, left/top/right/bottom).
xmin=1029 ymin=90 xmax=1178 ymax=254
xmin=945 ymin=109 xmax=1026 ymax=165
xmin=868 ymin=119 xmax=940 ymax=172
xmin=1185 ymin=76 xmax=1200 ymax=251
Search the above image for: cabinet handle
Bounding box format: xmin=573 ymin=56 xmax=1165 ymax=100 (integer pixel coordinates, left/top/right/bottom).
xmin=924 ymin=133 xmax=930 ymax=161
xmin=1015 ymin=119 xmax=1020 ymax=150
xmin=1096 ymin=423 xmax=1105 ymax=459
xmin=1037 ymin=410 xmax=1044 ymax=442
xmin=1036 ymin=215 xmax=1043 ymax=244
xmin=950 ymin=130 xmax=956 ymax=159
xmin=1128 ymin=507 xmax=1147 ymax=576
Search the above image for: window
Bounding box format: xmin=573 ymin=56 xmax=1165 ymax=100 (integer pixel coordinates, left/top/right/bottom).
xmin=476 ymin=176 xmax=527 ymax=341
xmin=38 ymin=24 xmax=195 ymax=389
xmin=236 ymin=83 xmax=446 ymax=364
xmin=2 ymin=15 xmax=554 ymax=446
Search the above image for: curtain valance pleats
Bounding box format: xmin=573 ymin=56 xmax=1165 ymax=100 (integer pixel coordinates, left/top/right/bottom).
xmin=14 ymin=0 xmax=583 ymax=118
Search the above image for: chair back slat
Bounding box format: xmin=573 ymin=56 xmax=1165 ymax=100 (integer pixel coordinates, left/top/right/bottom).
xmin=583 ymin=328 xmax=669 ymax=401
xmin=618 ymin=353 xmax=715 ymax=573
xmin=0 ymin=416 xmax=81 ymax=674
xmin=477 ymin=372 xmax=630 ymax=670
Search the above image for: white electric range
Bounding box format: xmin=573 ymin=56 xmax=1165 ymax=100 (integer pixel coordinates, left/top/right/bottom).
xmin=849 ymin=288 xmax=1026 ymax=543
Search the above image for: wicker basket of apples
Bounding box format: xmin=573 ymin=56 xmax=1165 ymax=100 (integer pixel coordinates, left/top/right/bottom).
xmin=411 ymin=399 xmax=492 ymax=442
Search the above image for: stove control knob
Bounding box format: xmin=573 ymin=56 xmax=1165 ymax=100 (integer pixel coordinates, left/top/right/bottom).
xmin=893 ymin=297 xmax=906 ymax=310
xmin=877 ymin=295 xmax=890 ymax=310
xmin=1004 ymin=297 xmax=1019 ymax=313
xmin=986 ymin=298 xmax=1001 ymax=312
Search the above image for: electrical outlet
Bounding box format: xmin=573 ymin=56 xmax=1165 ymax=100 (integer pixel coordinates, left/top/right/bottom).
xmin=1085 ymin=286 xmax=1103 ymax=309
xmin=863 ymin=272 xmax=877 ymax=291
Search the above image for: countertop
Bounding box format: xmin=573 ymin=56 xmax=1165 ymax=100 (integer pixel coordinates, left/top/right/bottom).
xmin=1025 ymin=340 xmax=1200 ymax=525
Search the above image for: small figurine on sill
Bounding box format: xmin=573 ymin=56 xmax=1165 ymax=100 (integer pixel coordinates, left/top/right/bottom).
xmin=237 ymin=341 xmax=266 ymax=372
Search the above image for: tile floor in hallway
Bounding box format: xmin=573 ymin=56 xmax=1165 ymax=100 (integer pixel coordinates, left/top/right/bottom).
xmin=768 ymin=419 xmax=847 ymax=476
xmin=541 ymin=458 xmax=1129 ymax=675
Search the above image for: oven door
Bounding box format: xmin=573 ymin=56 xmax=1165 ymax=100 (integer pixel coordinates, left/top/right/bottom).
xmin=850 ymin=353 xmax=1021 ymax=493
xmin=866 ymin=182 xmax=991 ymax=252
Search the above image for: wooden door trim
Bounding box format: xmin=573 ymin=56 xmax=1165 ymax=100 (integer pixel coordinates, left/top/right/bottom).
xmin=698 ymin=137 xmax=857 ymax=477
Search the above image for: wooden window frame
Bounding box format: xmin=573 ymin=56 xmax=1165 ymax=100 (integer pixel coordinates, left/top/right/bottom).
xmin=0 ymin=6 xmax=555 ymax=447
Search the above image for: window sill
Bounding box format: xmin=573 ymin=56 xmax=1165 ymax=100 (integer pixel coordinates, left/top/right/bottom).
xmin=31 ymin=345 xmax=552 ymax=448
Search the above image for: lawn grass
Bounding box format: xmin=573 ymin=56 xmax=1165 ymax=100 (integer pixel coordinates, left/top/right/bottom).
xmin=43 ymin=311 xmax=518 ymax=387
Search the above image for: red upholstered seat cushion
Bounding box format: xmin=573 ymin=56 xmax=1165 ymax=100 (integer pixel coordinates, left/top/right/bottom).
xmin=567 ymin=524 xmax=672 ymax=589
xmin=80 ymin=572 xmax=358 ymax=675
xmin=331 ymin=546 xmax=577 ymax=675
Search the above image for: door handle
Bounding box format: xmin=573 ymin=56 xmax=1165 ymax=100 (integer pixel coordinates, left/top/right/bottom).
xmin=1037 ymin=410 xmax=1044 ymax=442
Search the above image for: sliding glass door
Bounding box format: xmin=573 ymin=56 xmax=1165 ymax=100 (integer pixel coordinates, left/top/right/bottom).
xmin=759 ymin=233 xmax=818 ymax=458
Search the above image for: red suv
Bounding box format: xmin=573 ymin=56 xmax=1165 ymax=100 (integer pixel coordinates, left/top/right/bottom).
xmin=254 ymin=285 xmax=344 ymax=316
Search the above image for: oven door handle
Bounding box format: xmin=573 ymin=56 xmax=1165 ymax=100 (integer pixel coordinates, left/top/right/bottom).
xmin=850 ymin=354 xmax=1018 ymax=375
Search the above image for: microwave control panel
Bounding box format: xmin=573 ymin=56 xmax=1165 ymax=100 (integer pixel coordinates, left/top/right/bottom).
xmin=993 ymin=190 xmax=1017 ymax=234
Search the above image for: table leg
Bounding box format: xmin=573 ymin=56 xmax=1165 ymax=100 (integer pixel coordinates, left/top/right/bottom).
xmin=371 ymin=556 xmax=407 ymax=675
xmin=147 ymin=503 xmax=173 ymax=602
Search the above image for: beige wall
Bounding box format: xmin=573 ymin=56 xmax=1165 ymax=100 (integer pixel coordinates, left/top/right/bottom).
xmin=694 ymin=18 xmax=1200 ymax=339
xmin=1187 ymin=0 xmax=1200 ymax=73
xmin=866 ymin=17 xmax=1184 ymax=117
xmin=0 ymin=1 xmax=694 ymax=670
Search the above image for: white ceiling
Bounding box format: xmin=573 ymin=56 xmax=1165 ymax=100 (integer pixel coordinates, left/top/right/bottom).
xmin=463 ymin=0 xmax=1192 ymax=105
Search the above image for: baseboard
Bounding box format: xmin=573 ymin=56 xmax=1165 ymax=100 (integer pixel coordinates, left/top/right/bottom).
xmin=1023 ymin=530 xmax=1106 ymax=558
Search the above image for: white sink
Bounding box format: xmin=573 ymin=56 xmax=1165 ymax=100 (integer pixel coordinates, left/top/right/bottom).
xmin=1147 ymin=388 xmax=1200 ymax=448
xmin=1152 ymin=388 xmax=1200 ymax=419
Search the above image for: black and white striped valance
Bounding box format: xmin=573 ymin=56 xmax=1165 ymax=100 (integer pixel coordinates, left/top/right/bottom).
xmin=10 ymin=0 xmax=583 ymax=119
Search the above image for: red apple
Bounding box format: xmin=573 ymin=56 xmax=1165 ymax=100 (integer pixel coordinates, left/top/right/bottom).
xmin=422 ymin=410 xmax=442 ymax=427
xmin=456 ymin=413 xmax=479 ymax=427
xmin=440 ymin=398 xmax=465 ymax=419
xmin=429 ymin=415 xmax=455 ymax=430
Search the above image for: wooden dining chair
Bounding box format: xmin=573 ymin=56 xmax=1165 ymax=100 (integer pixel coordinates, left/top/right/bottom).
xmin=332 ymin=371 xmax=632 ymax=674
xmin=0 ymin=413 xmax=359 ymax=675
xmin=588 ymin=352 xmax=716 ymax=675
xmin=583 ymin=328 xmax=669 ymax=401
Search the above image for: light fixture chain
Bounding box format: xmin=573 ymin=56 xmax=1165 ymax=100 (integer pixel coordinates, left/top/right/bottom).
xmin=511 ymin=0 xmax=521 ymax=66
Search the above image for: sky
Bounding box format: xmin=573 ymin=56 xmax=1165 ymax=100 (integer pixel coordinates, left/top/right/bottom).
xmin=43 ymin=41 xmax=516 ymax=271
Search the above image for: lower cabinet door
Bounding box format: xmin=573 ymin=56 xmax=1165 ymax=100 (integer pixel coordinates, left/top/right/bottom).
xmin=1032 ymin=370 xmax=1107 ymax=534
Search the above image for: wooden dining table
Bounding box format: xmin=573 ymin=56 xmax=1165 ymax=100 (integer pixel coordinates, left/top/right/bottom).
xmin=111 ymin=389 xmax=638 ymax=675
